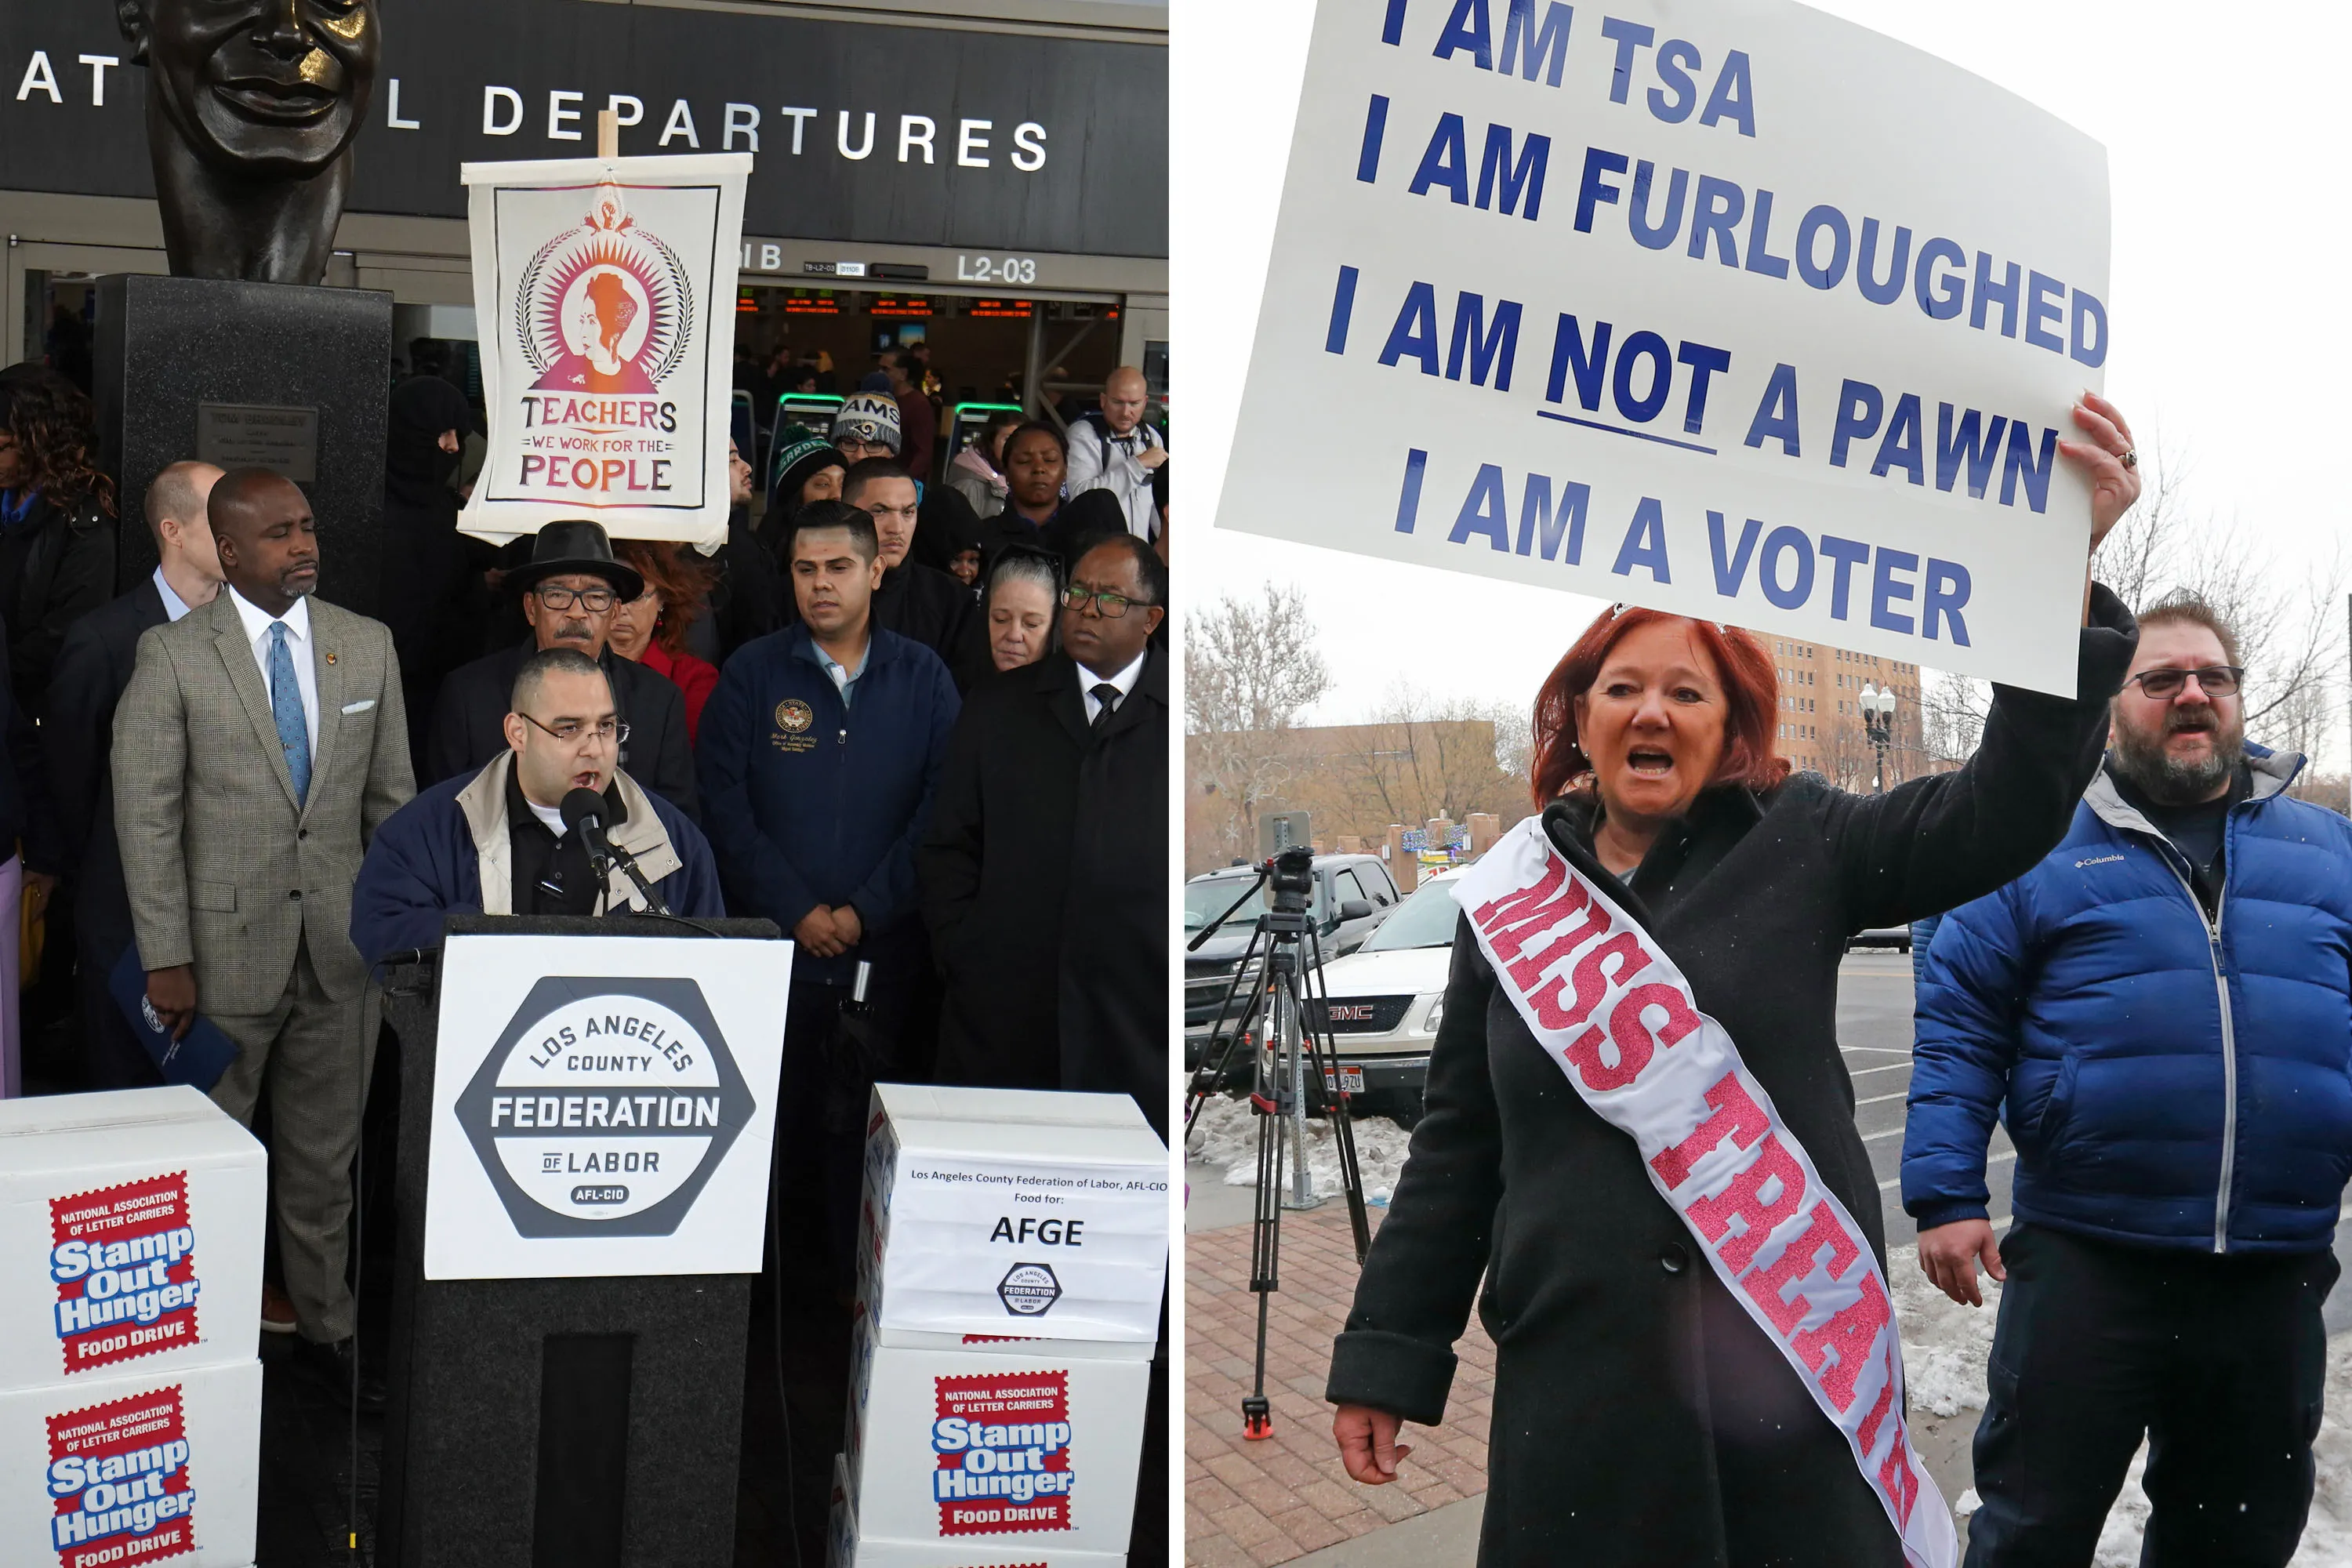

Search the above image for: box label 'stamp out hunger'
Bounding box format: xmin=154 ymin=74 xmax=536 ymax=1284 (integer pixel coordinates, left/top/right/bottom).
xmin=43 ymin=1384 xmax=198 ymax=1566
xmin=931 ymin=1370 xmax=1078 ymax=1536
xmin=47 ymin=1173 xmax=203 ymax=1377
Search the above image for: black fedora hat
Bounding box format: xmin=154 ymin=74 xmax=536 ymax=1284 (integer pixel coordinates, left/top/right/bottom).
xmin=510 ymin=519 xmax=644 ymax=603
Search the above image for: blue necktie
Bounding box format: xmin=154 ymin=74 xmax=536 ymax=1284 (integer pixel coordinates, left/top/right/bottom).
xmin=267 ymin=622 xmax=310 ymax=806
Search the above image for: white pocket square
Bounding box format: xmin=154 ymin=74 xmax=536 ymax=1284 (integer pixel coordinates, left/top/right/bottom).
xmin=340 ymin=699 xmax=376 ymax=714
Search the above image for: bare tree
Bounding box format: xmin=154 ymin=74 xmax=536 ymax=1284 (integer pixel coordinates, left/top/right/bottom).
xmin=1324 ymin=684 xmax=1529 ymax=832
xmin=2093 ymin=431 xmax=2193 ymax=611
xmin=1920 ymin=670 xmax=1990 ymax=770
xmin=1186 ymin=584 xmax=1333 ymax=859
xmin=1922 ymin=437 xmax=2347 ymax=773
xmin=2158 ymin=534 xmax=2347 ymax=738
xmin=2094 ymin=437 xmax=2347 ymax=746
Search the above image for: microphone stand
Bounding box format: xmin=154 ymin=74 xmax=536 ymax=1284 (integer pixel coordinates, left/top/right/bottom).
xmin=608 ymin=843 xmax=673 ymax=916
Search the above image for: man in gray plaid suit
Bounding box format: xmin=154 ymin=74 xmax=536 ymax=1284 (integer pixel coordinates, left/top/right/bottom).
xmin=114 ymin=467 xmax=413 ymax=1406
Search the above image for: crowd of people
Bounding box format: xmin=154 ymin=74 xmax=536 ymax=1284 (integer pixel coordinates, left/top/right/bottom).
xmin=0 ymin=357 xmax=1171 ymax=1558
xmin=1325 ymin=394 xmax=2352 ymax=1568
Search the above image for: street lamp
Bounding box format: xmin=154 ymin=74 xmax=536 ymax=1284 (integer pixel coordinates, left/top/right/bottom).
xmin=1858 ymin=683 xmax=1897 ymax=793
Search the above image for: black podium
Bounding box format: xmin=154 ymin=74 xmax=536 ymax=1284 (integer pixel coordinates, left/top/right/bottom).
xmin=377 ymin=915 xmax=783 ymax=1568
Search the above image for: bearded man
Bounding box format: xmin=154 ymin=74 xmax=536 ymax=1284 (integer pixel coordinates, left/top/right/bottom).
xmin=1900 ymin=594 xmax=2352 ymax=1567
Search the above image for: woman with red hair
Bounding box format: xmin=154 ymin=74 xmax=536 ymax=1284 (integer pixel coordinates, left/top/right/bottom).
xmin=608 ymin=540 xmax=721 ymax=743
xmin=1325 ymin=395 xmax=2148 ymax=1565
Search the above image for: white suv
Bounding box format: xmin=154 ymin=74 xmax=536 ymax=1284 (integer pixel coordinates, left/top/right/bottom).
xmin=1307 ymin=866 xmax=1468 ymax=1127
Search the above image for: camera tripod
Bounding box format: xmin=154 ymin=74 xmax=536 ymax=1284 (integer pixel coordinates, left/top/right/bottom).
xmin=1183 ymin=848 xmax=1370 ymax=1439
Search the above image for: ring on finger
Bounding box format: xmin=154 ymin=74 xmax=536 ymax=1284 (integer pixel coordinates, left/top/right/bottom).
xmin=2121 ymin=448 xmax=2137 ymax=470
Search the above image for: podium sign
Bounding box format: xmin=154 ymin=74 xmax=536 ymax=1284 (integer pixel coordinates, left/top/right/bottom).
xmin=423 ymin=932 xmax=789 ymax=1279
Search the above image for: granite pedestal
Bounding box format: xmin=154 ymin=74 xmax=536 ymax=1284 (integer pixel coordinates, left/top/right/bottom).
xmin=377 ymin=916 xmax=779 ymax=1568
xmin=95 ymin=274 xmax=392 ymax=617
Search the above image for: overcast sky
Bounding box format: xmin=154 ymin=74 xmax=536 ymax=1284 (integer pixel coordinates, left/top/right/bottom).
xmin=1174 ymin=0 xmax=2350 ymax=764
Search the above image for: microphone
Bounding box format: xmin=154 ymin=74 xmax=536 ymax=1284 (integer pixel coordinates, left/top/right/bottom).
xmin=560 ymin=786 xmax=672 ymax=916
xmin=560 ymin=787 xmax=615 ymax=899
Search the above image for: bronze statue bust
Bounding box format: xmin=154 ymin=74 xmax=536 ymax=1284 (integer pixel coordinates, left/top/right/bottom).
xmin=114 ymin=0 xmax=380 ymax=285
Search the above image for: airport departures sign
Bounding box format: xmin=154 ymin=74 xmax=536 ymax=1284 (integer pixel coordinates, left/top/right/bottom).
xmin=1218 ymin=0 xmax=2111 ymax=696
xmin=423 ymin=933 xmax=789 ymax=1279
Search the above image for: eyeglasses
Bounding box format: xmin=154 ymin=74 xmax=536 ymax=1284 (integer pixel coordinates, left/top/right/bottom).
xmin=1064 ymin=585 xmax=1151 ymax=618
xmin=2125 ymin=665 xmax=2244 ymax=699
xmin=535 ymin=586 xmax=618 ymax=613
xmin=521 ymin=713 xmax=629 ymax=745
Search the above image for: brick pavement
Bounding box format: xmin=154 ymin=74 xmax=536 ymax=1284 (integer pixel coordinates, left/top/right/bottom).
xmin=1185 ymin=1203 xmax=1496 ymax=1566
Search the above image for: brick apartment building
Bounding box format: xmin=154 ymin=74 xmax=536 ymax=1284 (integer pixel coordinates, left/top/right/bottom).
xmin=1758 ymin=633 xmax=1931 ymax=789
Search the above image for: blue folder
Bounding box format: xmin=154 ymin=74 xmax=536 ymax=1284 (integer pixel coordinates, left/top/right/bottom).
xmin=108 ymin=945 xmax=238 ymax=1092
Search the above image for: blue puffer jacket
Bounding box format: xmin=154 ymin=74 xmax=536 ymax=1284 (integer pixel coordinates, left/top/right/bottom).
xmin=1903 ymin=746 xmax=2352 ymax=1254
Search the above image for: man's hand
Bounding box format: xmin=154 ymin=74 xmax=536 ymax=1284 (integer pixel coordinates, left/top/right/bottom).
xmin=1333 ymin=1405 xmax=1412 ymax=1485
xmin=1136 ymin=445 xmax=1168 ymax=471
xmin=832 ymin=904 xmax=863 ymax=949
xmin=145 ymin=964 xmax=198 ymax=1043
xmin=1918 ymin=1218 xmax=2006 ymax=1308
xmin=24 ymin=870 xmax=57 ymax=911
xmin=793 ymin=906 xmax=845 ymax=958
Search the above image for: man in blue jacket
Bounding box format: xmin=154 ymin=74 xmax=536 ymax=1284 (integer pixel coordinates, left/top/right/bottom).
xmin=696 ymin=499 xmax=959 ymax=1279
xmin=350 ymin=647 xmax=722 ymax=970
xmin=1903 ymin=596 xmax=2352 ymax=1567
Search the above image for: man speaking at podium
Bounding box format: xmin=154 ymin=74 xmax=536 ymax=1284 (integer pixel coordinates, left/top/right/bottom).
xmin=349 ymin=646 xmax=723 ymax=971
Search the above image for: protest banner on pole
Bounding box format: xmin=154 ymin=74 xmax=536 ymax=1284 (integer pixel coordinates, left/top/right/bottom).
xmin=459 ymin=153 xmax=752 ymax=551
xmin=1216 ymin=1 xmax=2110 ymax=695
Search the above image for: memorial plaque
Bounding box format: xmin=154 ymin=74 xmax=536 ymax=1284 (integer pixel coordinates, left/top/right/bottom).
xmin=195 ymin=403 xmax=320 ymax=481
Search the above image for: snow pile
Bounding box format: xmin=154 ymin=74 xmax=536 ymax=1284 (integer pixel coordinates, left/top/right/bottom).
xmin=1886 ymin=1243 xmax=2352 ymax=1564
xmin=1888 ymin=1242 xmax=2000 ymax=1419
xmin=1186 ymin=1091 xmax=1415 ymax=1204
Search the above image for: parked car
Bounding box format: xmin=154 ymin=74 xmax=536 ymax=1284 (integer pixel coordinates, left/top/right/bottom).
xmin=1294 ymin=866 xmax=1469 ymax=1126
xmin=1182 ymin=853 xmax=1401 ymax=1083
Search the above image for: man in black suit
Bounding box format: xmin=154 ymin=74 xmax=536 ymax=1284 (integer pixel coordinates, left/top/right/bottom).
xmin=423 ymin=521 xmax=698 ymax=818
xmin=47 ymin=459 xmax=223 ymax=1087
xmin=917 ymin=528 xmax=1170 ymax=1563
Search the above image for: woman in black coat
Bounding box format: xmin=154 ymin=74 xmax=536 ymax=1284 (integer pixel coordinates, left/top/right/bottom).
xmin=0 ymin=365 xmax=114 ymax=721
xmin=1326 ymin=395 xmax=2147 ymax=1566
xmin=376 ymin=374 xmax=481 ymax=761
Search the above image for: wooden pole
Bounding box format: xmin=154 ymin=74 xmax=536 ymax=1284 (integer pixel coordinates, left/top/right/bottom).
xmin=597 ymin=109 xmax=619 ymax=162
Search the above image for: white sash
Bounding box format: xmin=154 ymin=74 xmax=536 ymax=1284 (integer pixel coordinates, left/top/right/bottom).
xmin=1451 ymin=817 xmax=1956 ymax=1568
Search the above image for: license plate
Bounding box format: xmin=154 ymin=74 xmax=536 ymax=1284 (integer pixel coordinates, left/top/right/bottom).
xmin=1323 ymin=1065 xmax=1366 ymax=1094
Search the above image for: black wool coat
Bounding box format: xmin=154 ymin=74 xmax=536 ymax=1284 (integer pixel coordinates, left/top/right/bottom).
xmin=1327 ymin=591 xmax=2137 ymax=1567
xmin=423 ymin=640 xmax=699 ymax=821
xmin=47 ymin=581 xmax=158 ymax=1084
xmin=919 ymin=648 xmax=1168 ymax=1136
xmin=0 ymin=491 xmax=114 ymax=721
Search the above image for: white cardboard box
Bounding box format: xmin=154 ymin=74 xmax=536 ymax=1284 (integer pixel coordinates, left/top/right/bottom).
xmin=859 ymin=1086 xmax=1167 ymax=1352
xmin=830 ymin=1454 xmax=1126 ymax=1568
xmin=0 ymin=1089 xmax=266 ymax=1393
xmin=843 ymin=1314 xmax=1147 ymax=1554
xmin=0 ymin=1356 xmax=262 ymax=1566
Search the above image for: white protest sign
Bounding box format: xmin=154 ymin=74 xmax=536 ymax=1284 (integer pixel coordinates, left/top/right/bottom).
xmin=1218 ymin=0 xmax=2110 ymax=695
xmin=459 ymin=154 xmax=751 ymax=550
xmin=423 ymin=933 xmax=788 ymax=1279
